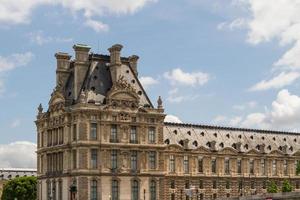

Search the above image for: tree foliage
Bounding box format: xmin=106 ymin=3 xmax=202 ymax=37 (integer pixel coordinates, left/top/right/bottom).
xmin=282 ymin=179 xmax=293 ymax=193
xmin=1 ymin=176 xmax=37 ymax=200
xmin=267 ymin=180 xmax=278 ymax=193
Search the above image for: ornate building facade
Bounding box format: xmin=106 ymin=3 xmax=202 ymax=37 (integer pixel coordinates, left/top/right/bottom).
xmin=36 ymin=44 xmax=300 ymax=200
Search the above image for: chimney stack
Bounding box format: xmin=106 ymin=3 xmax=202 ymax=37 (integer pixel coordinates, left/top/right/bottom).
xmin=108 ymin=44 xmax=123 ymax=83
xmin=55 ymin=52 xmax=71 ymax=89
xmin=129 ymin=55 xmax=139 ymax=76
xmin=73 ymin=44 xmax=91 ymax=99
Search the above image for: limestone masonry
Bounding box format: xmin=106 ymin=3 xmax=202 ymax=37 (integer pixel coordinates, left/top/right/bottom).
xmin=36 ymin=44 xmax=300 ymax=200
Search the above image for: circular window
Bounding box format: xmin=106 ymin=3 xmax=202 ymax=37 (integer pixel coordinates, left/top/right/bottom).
xmin=138 ymin=91 xmax=142 ymax=95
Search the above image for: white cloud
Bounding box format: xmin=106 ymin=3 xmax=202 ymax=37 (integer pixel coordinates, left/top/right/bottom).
xmin=213 ymin=115 xmax=227 ymax=124
xmin=0 ymin=141 xmax=36 ymax=168
xmin=229 ymin=116 xmax=242 ymax=126
xmin=166 ymin=88 xmax=199 ymax=103
xmin=84 ymin=19 xmax=109 ymax=32
xmin=226 ymin=89 xmax=300 ymax=130
xmin=217 ymin=18 xmax=247 ymax=30
xmin=249 ymin=72 xmax=300 ymax=91
xmin=28 ymin=31 xmax=73 ymax=45
xmin=233 ymin=101 xmax=257 ymax=110
xmin=164 ymin=115 xmax=182 ymax=123
xmin=10 ymin=119 xmax=21 ymax=128
xmin=0 ymin=52 xmax=33 ymax=96
xmin=0 ymin=52 xmax=33 ymax=73
xmin=139 ymin=76 xmax=158 ymax=89
xmin=221 ymin=0 xmax=300 ymax=90
xmin=164 ymin=68 xmax=210 ymax=86
xmin=0 ymin=0 xmax=156 ymax=31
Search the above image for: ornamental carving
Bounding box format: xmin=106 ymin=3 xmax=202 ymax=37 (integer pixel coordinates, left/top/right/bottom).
xmin=111 ymin=75 xmax=136 ymax=93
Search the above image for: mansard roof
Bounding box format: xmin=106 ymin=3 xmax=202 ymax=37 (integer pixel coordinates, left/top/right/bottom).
xmin=164 ymin=122 xmax=300 ymax=155
xmin=62 ymin=53 xmax=153 ymax=108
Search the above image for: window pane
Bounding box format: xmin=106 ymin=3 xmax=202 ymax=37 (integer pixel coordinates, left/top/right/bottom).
xmin=112 ymin=180 xmax=119 ymax=200
xmin=150 ymin=180 xmax=156 ymax=200
xmin=111 ymin=150 xmax=118 ymax=170
xmin=91 ymin=180 xmax=97 ymax=200
xmin=149 ymin=152 xmax=156 ymax=169
xmin=131 ymin=151 xmax=138 ymax=171
xmin=90 ymin=123 xmax=97 ymax=140
xmin=132 ymin=180 xmax=139 ymax=200
xmin=130 ymin=126 xmax=138 ymax=143
xmin=148 ymin=127 xmax=155 ymax=143
xmin=170 ymin=155 xmax=175 ymax=173
xmin=111 ymin=125 xmax=118 ymax=142
xmin=91 ymin=149 xmax=98 ymax=169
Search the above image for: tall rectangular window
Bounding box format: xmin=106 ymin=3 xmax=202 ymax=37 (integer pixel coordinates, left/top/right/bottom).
xmin=198 ymin=157 xmax=203 ymax=173
xmin=91 ymin=180 xmax=98 ymax=200
xmin=225 ymin=158 xmax=230 ymax=174
xmin=272 ymin=160 xmax=277 ymax=176
xmin=91 ymin=149 xmax=98 ymax=169
xmin=131 ymin=151 xmax=138 ymax=171
xmin=149 ymin=151 xmax=156 ymax=169
xmin=72 ymin=124 xmax=77 ymax=141
xmin=148 ymin=127 xmax=155 ymax=143
xmin=72 ymin=150 xmax=77 ymax=169
xmin=237 ymin=159 xmax=242 ymax=174
xmin=111 ymin=150 xmax=118 ymax=170
xmin=284 ymin=160 xmax=288 ymax=176
xmin=90 ymin=123 xmax=97 ymax=140
xmin=110 ymin=125 xmax=118 ymax=143
xmin=212 ymin=180 xmax=217 ymax=189
xmin=261 ymin=159 xmax=266 ymax=175
xmin=183 ymin=155 xmax=189 ymax=174
xmin=169 ymin=155 xmax=175 ymax=173
xmin=58 ymin=180 xmax=62 ymax=200
xmin=211 ymin=158 xmax=216 ymax=174
xmin=250 ymin=159 xmax=254 ymax=175
xmin=130 ymin=126 xmax=138 ymax=144
xmin=112 ymin=180 xmax=119 ymax=200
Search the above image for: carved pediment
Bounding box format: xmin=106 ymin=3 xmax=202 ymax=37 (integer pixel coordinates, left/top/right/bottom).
xmin=246 ymin=149 xmax=260 ymax=155
xmin=49 ymin=91 xmax=65 ymax=106
xmin=106 ymin=76 xmax=140 ymax=108
xmin=219 ymin=147 xmax=238 ymax=155
xmin=166 ymin=144 xmax=184 ymax=151
xmin=292 ymin=150 xmax=300 ymax=156
xmin=269 ymin=149 xmax=285 ymax=156
xmin=193 ymin=146 xmax=211 ymax=153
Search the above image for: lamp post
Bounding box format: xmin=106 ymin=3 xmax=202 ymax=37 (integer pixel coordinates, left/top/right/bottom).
xmin=69 ymin=182 xmax=77 ymax=200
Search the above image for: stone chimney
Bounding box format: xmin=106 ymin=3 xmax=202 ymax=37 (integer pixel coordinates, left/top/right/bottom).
xmin=73 ymin=44 xmax=91 ymax=99
xmin=129 ymin=55 xmax=139 ymax=76
xmin=108 ymin=44 xmax=123 ymax=83
xmin=55 ymin=52 xmax=71 ymax=89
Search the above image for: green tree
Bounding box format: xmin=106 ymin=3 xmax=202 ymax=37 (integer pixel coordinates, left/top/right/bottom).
xmin=267 ymin=180 xmax=278 ymax=193
xmin=282 ymin=179 xmax=293 ymax=193
xmin=1 ymin=176 xmax=37 ymax=200
xmin=296 ymin=160 xmax=300 ymax=175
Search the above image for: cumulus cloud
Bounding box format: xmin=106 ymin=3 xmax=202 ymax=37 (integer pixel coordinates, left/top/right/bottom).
xmin=0 ymin=141 xmax=36 ymax=168
xmin=249 ymin=72 xmax=300 ymax=91
xmin=139 ymin=76 xmax=158 ymax=89
xmin=221 ymin=0 xmax=300 ymax=91
xmin=0 ymin=0 xmax=156 ymax=31
xmin=28 ymin=31 xmax=73 ymax=45
xmin=224 ymin=89 xmax=300 ymax=130
xmin=164 ymin=114 xmax=183 ymax=123
xmin=164 ymin=68 xmax=210 ymax=86
xmin=0 ymin=52 xmax=33 ymax=95
xmin=212 ymin=115 xmax=227 ymax=124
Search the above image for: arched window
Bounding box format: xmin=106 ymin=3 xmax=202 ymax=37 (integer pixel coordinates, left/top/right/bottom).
xmin=91 ymin=180 xmax=97 ymax=200
xmin=150 ymin=180 xmax=156 ymax=200
xmin=131 ymin=180 xmax=139 ymax=200
xmin=111 ymin=180 xmax=119 ymax=200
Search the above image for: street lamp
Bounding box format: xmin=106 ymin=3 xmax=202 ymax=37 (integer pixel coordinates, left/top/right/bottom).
xmin=69 ymin=182 xmax=77 ymax=200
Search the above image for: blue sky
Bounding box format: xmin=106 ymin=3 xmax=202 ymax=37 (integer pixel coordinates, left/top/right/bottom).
xmin=1 ymin=0 xmax=300 ymax=167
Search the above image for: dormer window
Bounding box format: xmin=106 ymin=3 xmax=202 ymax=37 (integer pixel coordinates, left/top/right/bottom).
xmin=164 ymin=139 xmax=170 ymax=145
xmin=193 ymin=141 xmax=198 ymax=147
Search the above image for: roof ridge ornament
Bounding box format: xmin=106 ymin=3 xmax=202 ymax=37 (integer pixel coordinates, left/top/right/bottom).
xmin=157 ymin=96 xmax=163 ymax=109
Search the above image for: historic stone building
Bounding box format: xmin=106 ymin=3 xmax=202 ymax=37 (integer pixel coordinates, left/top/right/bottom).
xmin=36 ymin=44 xmax=300 ymax=200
